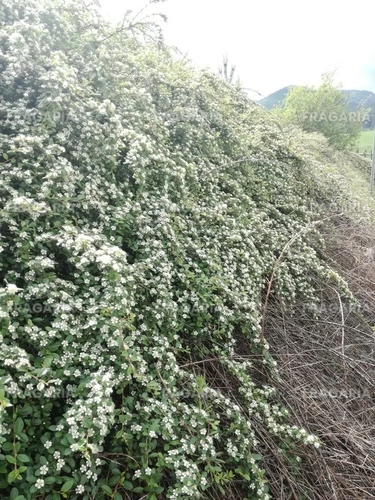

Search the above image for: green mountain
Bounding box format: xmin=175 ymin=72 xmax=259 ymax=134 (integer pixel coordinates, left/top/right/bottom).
xmin=259 ymin=86 xmax=293 ymax=109
xmin=343 ymin=89 xmax=375 ymax=112
xmin=260 ymin=87 xmax=375 ymax=129
xmin=260 ymin=87 xmax=375 ymax=110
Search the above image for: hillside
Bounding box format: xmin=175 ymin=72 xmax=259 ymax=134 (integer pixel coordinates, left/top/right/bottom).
xmin=1 ymin=1 xmax=375 ymax=500
xmin=258 ymin=86 xmax=292 ymax=109
xmin=260 ymin=87 xmax=375 ymax=128
xmin=343 ymin=88 xmax=375 ymax=112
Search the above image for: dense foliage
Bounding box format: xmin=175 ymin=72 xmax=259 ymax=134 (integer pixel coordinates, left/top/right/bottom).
xmin=276 ymin=73 xmax=364 ymax=150
xmin=0 ymin=1 xmax=353 ymax=499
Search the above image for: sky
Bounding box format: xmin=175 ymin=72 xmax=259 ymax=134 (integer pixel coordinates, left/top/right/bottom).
xmin=100 ymin=0 xmax=375 ymax=100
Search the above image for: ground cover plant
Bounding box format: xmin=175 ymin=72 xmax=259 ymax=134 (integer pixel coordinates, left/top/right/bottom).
xmin=0 ymin=1 xmax=374 ymax=499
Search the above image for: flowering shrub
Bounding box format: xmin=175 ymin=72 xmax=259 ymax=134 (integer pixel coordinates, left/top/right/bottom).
xmin=0 ymin=1 xmax=351 ymax=499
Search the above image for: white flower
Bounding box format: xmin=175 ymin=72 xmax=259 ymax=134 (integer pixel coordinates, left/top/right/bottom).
xmin=76 ymin=485 xmax=85 ymax=494
xmin=39 ymin=465 xmax=48 ymax=475
xmin=96 ymin=254 xmax=112 ymax=265
xmin=35 ymin=478 xmax=45 ymax=489
xmin=56 ymin=459 xmax=65 ymax=470
xmin=5 ymin=284 xmax=22 ymax=295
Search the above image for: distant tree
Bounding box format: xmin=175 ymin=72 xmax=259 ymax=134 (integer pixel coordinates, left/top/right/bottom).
xmin=277 ymin=72 xmax=366 ymax=150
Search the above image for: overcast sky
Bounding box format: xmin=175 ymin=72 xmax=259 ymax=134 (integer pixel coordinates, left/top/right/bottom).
xmin=101 ymin=0 xmax=375 ymax=99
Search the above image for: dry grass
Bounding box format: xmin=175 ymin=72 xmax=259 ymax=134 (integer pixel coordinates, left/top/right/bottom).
xmin=182 ymin=134 xmax=375 ymax=499
xmin=183 ymin=212 xmax=375 ymax=499
xmin=258 ymin=213 xmax=375 ymax=499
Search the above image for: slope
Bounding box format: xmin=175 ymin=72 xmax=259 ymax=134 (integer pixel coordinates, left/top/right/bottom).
xmin=0 ymin=1 xmax=375 ymax=500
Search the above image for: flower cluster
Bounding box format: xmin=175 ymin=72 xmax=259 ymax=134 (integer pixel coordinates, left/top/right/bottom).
xmin=0 ymin=0 xmax=350 ymax=499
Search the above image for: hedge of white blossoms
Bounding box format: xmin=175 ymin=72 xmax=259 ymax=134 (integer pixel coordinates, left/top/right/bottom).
xmin=0 ymin=1 xmax=351 ymax=499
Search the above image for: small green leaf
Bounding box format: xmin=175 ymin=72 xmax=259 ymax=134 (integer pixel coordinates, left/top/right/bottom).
xmin=101 ymin=484 xmax=113 ymax=495
xmin=14 ymin=418 xmax=24 ymax=435
xmin=123 ymin=481 xmax=133 ymax=490
xmin=18 ymin=432 xmax=28 ymax=443
xmin=17 ymin=454 xmax=29 ymax=463
xmin=108 ymin=475 xmax=120 ymax=487
xmin=7 ymin=470 xmax=17 ymax=484
xmin=133 ymin=487 xmax=144 ymax=493
xmin=10 ymin=487 xmax=19 ymax=500
xmin=43 ymin=356 xmax=54 ymax=368
xmin=61 ymin=480 xmax=74 ymax=492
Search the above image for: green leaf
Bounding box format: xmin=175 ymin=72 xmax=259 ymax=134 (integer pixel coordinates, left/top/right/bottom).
xmin=113 ymin=493 xmax=122 ymax=500
xmin=18 ymin=433 xmax=28 ymax=443
xmin=6 ymin=455 xmax=16 ymax=464
xmin=61 ymin=480 xmax=74 ymax=492
xmin=7 ymin=470 xmax=17 ymax=484
xmin=17 ymin=454 xmax=29 ymax=463
xmin=133 ymin=487 xmax=144 ymax=493
xmin=123 ymin=481 xmax=133 ymax=490
xmin=43 ymin=356 xmax=54 ymax=368
xmin=10 ymin=487 xmax=19 ymax=500
xmin=14 ymin=418 xmax=24 ymax=435
xmin=108 ymin=475 xmax=120 ymax=487
xmin=101 ymin=485 xmax=113 ymax=495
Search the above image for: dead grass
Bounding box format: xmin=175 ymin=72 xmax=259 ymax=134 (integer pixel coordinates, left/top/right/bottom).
xmin=258 ymin=213 xmax=375 ymax=499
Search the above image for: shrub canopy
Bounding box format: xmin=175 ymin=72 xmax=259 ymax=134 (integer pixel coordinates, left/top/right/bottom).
xmin=0 ymin=1 xmax=348 ymax=499
xmin=276 ymin=73 xmax=364 ymax=150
